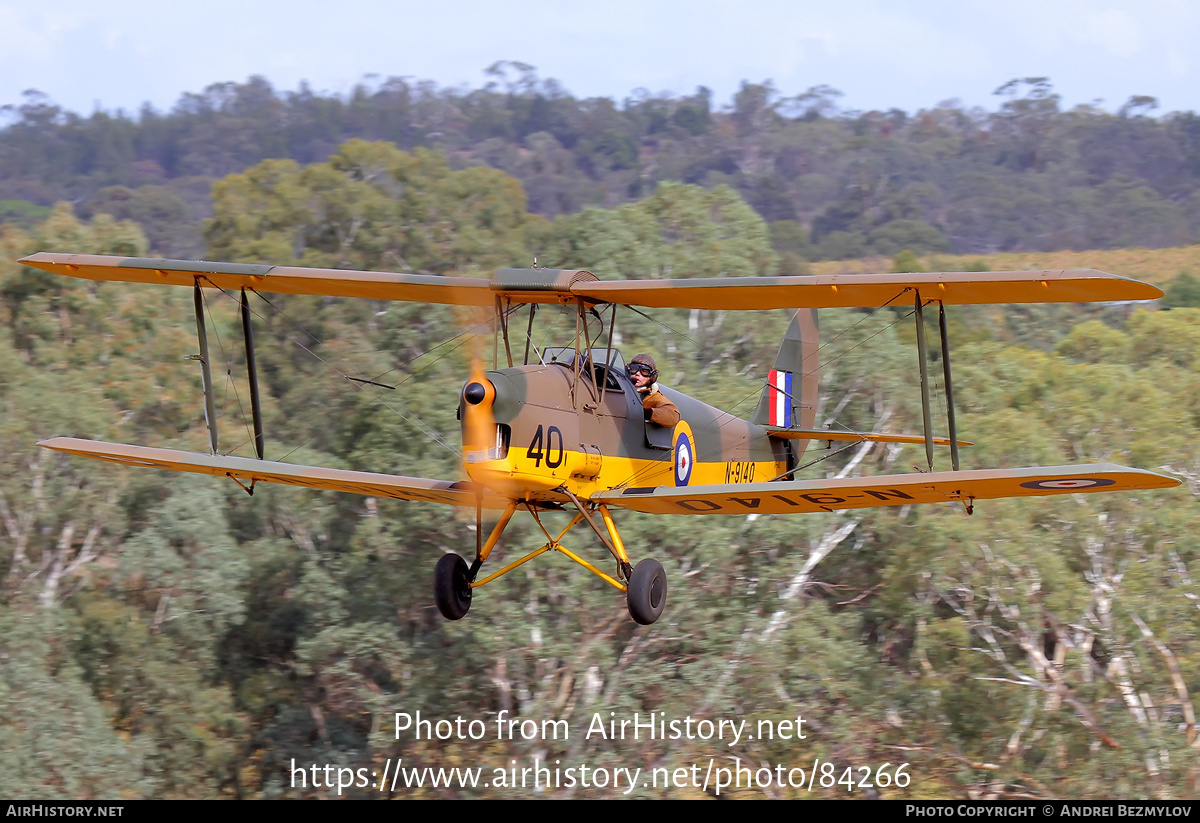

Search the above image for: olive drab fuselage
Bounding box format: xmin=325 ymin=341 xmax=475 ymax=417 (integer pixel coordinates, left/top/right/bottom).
xmin=460 ymin=358 xmax=796 ymax=504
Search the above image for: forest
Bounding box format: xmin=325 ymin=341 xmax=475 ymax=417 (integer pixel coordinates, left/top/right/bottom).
xmin=2 ymin=70 xmax=1200 ymax=799
xmin=4 ymin=67 xmax=1200 ymax=265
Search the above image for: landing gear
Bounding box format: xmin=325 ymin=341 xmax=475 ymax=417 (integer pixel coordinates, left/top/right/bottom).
xmin=431 ymin=499 xmax=669 ymax=625
xmin=626 ymin=558 xmax=667 ymax=625
xmin=434 ymin=553 xmax=473 ymax=620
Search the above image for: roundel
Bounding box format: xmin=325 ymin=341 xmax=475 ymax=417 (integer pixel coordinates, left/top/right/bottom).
xmin=674 ymin=426 xmax=694 ymax=487
xmin=1019 ymin=478 xmax=1116 ymax=490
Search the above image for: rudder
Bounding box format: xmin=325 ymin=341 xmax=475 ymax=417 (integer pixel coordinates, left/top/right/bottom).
xmin=751 ymin=309 xmax=819 ymax=441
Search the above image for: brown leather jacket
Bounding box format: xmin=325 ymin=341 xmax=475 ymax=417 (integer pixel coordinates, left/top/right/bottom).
xmin=641 ymin=385 xmax=681 ymax=428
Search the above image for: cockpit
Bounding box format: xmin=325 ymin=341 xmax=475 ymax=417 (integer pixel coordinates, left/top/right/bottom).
xmin=541 ymin=346 xmax=627 ymax=391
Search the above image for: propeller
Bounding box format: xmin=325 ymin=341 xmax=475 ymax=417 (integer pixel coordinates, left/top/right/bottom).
xmin=461 ymin=361 xmax=498 ymax=463
xmin=456 ymin=303 xmax=501 ymax=561
xmin=453 ymin=298 xmax=497 ymax=455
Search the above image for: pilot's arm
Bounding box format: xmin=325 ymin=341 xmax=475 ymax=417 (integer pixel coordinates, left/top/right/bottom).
xmin=643 ymin=391 xmax=680 ymax=428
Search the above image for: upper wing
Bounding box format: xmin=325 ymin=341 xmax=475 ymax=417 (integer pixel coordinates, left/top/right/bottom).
xmin=574 ymin=270 xmax=1162 ymax=309
xmin=19 ymin=253 xmax=495 ymax=306
xmin=593 ymin=464 xmax=1179 ymax=515
xmin=21 ymin=254 xmax=1160 ymax=309
xmin=39 ymin=437 xmax=508 ymax=508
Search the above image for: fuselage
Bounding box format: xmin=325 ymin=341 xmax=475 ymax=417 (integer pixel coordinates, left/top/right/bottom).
xmin=461 ymin=356 xmax=792 ymax=504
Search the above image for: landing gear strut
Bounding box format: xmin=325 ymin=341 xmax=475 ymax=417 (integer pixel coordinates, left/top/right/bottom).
xmin=430 ymin=498 xmax=669 ymax=625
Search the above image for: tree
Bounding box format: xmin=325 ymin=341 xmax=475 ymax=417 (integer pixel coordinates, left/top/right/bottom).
xmin=207 ymin=140 xmax=532 ymax=273
xmin=1163 ymin=272 xmax=1200 ymax=308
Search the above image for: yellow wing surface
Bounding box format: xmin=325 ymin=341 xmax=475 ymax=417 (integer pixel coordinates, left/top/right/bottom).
xmin=38 ymin=437 xmax=507 ymax=508
xmin=38 ymin=439 xmax=1179 ymax=516
xmin=19 ymin=253 xmax=1161 ymax=309
xmin=593 ymin=464 xmax=1179 ymax=515
xmin=574 ymin=270 xmax=1162 ymax=309
xmin=19 ymin=253 xmax=495 ymax=305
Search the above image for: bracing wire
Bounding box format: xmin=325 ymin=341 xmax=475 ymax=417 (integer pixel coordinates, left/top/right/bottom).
xmin=364 ymin=303 xmax=522 ymax=389
xmin=624 ymin=304 xmax=703 ymax=349
xmin=612 ymin=288 xmax=915 ymax=489
xmin=199 ymin=286 xmax=256 ymax=456
xmin=203 ymin=281 xmax=463 ymax=459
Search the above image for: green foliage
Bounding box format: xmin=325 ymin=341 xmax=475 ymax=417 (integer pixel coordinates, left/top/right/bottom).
xmin=11 ymin=73 xmax=1200 ymax=259
xmin=892 ymin=249 xmax=924 ymax=273
xmin=815 ymin=230 xmax=867 ymax=262
xmin=1163 ymin=271 xmax=1200 ymax=308
xmin=1056 ymin=320 xmax=1132 ymax=365
xmin=206 ymin=140 xmax=532 ymax=273
xmin=0 ymin=609 xmax=148 ymax=798
xmin=0 ymin=199 xmax=52 ymax=229
xmin=81 ymin=185 xmax=198 ymax=257
xmin=777 ymin=252 xmax=812 ymax=276
xmin=1127 ymin=308 xmax=1200 ymax=368
xmin=6 ymin=163 xmax=1200 ymax=799
xmin=869 ymin=221 xmax=948 ymax=257
xmin=540 ymin=181 xmax=782 ymax=375
xmin=768 ymin=219 xmax=813 ymax=259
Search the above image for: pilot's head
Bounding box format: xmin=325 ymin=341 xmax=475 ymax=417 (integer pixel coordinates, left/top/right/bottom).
xmin=627 ymin=353 xmax=658 ymax=388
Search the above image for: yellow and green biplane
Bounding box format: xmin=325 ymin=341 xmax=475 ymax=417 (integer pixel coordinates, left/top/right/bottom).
xmin=19 ymin=252 xmax=1179 ymax=625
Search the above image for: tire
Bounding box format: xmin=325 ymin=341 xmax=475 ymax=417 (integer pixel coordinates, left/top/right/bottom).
xmin=626 ymin=559 xmax=667 ymax=625
xmin=434 ymin=553 xmax=472 ymax=620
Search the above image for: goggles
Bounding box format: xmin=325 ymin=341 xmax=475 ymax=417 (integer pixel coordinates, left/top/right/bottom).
xmin=627 ymin=364 xmax=656 ymax=378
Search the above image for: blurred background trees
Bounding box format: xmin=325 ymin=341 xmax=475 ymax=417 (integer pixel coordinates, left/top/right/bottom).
xmin=5 ymin=73 xmax=1200 ymax=263
xmin=3 ymin=71 xmax=1200 ymax=798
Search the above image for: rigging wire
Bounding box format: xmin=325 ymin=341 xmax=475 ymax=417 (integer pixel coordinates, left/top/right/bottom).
xmin=198 ymin=286 xmax=256 ymax=457
xmin=604 ymin=302 xmax=750 ymax=488
xmin=710 ymin=289 xmax=913 ymax=426
xmin=201 ymin=274 xmax=934 ymax=488
xmin=365 ymin=303 xmax=522 ymax=389
xmin=612 ymin=288 xmax=915 ymax=489
xmin=717 ymin=288 xmax=914 ymax=423
xmin=256 ymin=295 xmax=460 ymax=456
xmin=532 ymin=303 xmax=569 ymax=363
xmin=203 ymin=281 xmax=462 ymax=459
xmin=623 ymin=304 xmax=703 ymax=350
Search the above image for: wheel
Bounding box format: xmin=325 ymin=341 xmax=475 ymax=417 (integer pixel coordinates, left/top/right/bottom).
xmin=626 ymin=558 xmax=667 ymax=625
xmin=434 ymin=553 xmax=473 ymax=620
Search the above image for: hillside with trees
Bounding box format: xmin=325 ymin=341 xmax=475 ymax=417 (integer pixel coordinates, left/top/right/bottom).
xmin=4 ymin=68 xmax=1200 ymax=266
xmin=3 ymin=73 xmax=1200 ymax=799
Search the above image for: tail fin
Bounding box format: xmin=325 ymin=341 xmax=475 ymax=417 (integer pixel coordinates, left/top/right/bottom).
xmin=751 ymin=308 xmax=819 ymax=434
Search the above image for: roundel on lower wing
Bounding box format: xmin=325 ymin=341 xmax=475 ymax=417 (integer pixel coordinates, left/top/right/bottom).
xmin=1019 ymin=478 xmax=1116 ymax=490
xmin=674 ymin=430 xmax=694 ymax=487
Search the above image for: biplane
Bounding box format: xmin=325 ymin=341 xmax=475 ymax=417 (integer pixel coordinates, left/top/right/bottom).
xmin=18 ymin=253 xmax=1180 ymax=625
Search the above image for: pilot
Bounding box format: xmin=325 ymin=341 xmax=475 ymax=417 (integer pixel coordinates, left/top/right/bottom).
xmin=627 ymin=354 xmax=680 ymax=428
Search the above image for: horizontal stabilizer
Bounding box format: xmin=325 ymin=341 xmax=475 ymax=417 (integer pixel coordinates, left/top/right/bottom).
xmin=593 ymin=463 xmax=1178 ymax=516
xmin=38 ymin=437 xmax=506 ymax=508
xmin=766 ymin=427 xmax=973 ymax=447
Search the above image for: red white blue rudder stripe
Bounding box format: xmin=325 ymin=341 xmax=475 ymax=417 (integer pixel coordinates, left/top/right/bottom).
xmin=768 ymin=369 xmax=792 ymax=427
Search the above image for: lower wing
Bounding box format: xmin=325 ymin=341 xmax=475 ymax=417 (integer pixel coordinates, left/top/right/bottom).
xmin=39 ymin=437 xmax=506 ymax=508
xmin=592 ymin=464 xmax=1179 ymax=515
